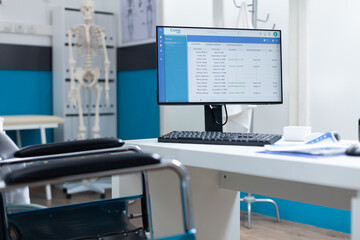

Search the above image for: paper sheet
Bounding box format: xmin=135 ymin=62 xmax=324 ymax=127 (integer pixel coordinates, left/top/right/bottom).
xmin=264 ymin=132 xmax=350 ymax=156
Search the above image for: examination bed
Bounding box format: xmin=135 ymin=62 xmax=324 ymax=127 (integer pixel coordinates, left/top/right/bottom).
xmin=0 ymin=132 xmax=196 ymax=240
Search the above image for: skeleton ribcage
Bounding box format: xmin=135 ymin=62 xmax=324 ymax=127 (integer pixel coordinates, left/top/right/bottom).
xmin=73 ymin=25 xmax=105 ymax=70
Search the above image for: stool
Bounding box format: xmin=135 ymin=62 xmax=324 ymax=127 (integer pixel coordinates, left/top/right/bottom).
xmin=241 ymin=193 xmax=281 ymax=229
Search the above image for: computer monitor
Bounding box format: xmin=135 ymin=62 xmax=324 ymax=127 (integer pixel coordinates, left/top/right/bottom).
xmin=156 ymin=26 xmax=283 ymax=131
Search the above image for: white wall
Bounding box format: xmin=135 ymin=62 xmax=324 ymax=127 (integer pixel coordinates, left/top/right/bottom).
xmin=222 ymin=0 xmax=289 ymax=134
xmin=159 ymin=0 xmax=214 ymax=133
xmin=161 ymin=0 xmax=213 ymax=27
xmin=0 ymin=0 xmax=119 ymax=46
xmin=307 ymin=0 xmax=360 ymax=140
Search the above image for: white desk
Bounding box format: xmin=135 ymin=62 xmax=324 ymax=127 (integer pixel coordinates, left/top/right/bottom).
xmin=2 ymin=115 xmax=64 ymax=200
xmin=2 ymin=115 xmax=64 ymax=147
xmin=121 ymin=139 xmax=360 ymax=240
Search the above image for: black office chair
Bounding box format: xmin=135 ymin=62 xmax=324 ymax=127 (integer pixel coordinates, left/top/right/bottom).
xmin=0 ymin=132 xmax=196 ymax=240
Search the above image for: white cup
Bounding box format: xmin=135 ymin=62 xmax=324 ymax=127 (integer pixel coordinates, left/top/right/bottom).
xmin=283 ymin=126 xmax=312 ymax=141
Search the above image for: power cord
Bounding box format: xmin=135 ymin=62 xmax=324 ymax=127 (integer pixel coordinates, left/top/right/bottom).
xmin=210 ymin=104 xmax=228 ymax=126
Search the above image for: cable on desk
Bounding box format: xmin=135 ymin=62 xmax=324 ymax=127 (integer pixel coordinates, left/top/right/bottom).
xmin=210 ymin=104 xmax=228 ymax=126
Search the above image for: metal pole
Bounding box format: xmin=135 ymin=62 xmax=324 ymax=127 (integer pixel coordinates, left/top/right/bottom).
xmin=252 ymin=0 xmax=258 ymax=29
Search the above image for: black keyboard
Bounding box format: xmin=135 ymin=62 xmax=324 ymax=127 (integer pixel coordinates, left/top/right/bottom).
xmin=158 ymin=131 xmax=282 ymax=146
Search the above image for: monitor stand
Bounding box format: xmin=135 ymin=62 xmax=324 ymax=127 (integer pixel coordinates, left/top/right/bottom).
xmin=204 ymin=105 xmax=223 ymax=132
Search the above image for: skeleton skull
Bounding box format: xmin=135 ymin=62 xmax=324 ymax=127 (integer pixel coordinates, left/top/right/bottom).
xmin=81 ymin=0 xmax=95 ymax=22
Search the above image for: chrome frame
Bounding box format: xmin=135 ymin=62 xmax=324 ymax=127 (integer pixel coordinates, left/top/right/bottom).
xmin=142 ymin=171 xmax=154 ymax=238
xmin=0 ymin=157 xmax=195 ymax=238
xmin=240 ymin=193 xmax=280 ymax=229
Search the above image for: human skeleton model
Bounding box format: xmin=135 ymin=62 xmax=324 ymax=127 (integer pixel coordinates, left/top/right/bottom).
xmin=68 ymin=0 xmax=110 ymax=139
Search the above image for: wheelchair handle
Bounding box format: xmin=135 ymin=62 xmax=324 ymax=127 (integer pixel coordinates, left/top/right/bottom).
xmin=14 ymin=138 xmax=125 ymax=158
xmin=0 ymin=145 xmax=142 ymax=166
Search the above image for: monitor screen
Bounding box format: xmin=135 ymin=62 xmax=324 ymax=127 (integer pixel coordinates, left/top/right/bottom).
xmin=157 ymin=26 xmax=283 ymax=105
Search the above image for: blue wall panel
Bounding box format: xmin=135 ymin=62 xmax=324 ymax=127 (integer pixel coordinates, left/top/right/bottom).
xmin=117 ymin=69 xmax=160 ymax=140
xmin=0 ymin=70 xmax=53 ymax=146
xmin=240 ymin=192 xmax=350 ymax=233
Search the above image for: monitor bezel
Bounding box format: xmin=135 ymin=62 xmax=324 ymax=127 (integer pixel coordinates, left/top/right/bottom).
xmin=156 ymin=25 xmax=283 ymax=105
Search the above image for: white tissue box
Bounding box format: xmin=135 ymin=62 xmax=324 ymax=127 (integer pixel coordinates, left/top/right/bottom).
xmin=283 ymin=126 xmax=311 ymax=141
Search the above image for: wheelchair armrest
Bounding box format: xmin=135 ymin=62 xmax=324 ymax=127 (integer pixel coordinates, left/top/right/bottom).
xmin=14 ymin=138 xmax=124 ymax=158
xmin=5 ymin=152 xmax=160 ymax=185
xmin=7 ymin=203 xmax=46 ymax=214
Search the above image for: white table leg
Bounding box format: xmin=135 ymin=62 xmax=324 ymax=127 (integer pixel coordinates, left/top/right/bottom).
xmin=16 ymin=130 xmax=21 ymax=148
xmin=111 ymin=165 xmax=240 ymax=239
xmin=40 ymin=127 xmax=46 ymax=144
xmin=147 ymin=166 xmax=240 ymax=240
xmin=40 ymin=127 xmax=52 ymax=201
xmin=352 ymin=190 xmax=360 ymax=240
xmin=45 ymin=184 xmax=52 ymax=201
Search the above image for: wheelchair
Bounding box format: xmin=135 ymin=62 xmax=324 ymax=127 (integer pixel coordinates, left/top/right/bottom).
xmin=0 ymin=131 xmax=196 ymax=240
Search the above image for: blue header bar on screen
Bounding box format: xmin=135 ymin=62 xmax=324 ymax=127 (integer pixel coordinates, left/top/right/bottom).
xmin=187 ymin=35 xmax=280 ymax=44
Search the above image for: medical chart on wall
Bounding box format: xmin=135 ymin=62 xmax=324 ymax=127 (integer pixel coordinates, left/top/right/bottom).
xmin=121 ymin=0 xmax=156 ymax=44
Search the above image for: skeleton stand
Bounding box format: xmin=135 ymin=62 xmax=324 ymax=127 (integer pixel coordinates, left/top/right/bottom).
xmin=61 ymin=0 xmax=112 ymax=197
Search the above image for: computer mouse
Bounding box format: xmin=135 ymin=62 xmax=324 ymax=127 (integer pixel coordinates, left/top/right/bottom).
xmin=332 ymin=131 xmax=341 ymax=141
xmin=345 ymin=144 xmax=360 ymax=156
